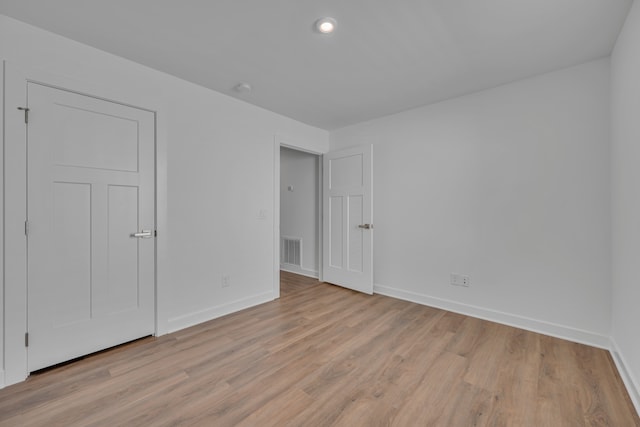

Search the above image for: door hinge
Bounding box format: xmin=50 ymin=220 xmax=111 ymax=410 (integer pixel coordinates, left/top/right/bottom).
xmin=17 ymin=107 xmax=30 ymax=124
xmin=24 ymin=220 xmax=29 ymax=237
xmin=155 ymin=230 xmax=158 ymax=237
xmin=25 ymin=332 xmax=29 ymax=347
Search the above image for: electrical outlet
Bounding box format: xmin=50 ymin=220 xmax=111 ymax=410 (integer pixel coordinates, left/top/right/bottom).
xmin=450 ymin=273 xmax=470 ymax=287
xmin=221 ymin=275 xmax=231 ymax=288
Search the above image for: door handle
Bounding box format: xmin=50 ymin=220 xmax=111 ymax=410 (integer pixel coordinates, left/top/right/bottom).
xmin=131 ymin=230 xmax=153 ymax=238
xmin=358 ymin=224 xmax=373 ymax=229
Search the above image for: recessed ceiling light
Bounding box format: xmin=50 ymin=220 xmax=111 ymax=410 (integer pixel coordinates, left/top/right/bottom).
xmin=315 ymin=17 xmax=337 ymax=34
xmin=233 ymin=82 xmax=252 ymax=94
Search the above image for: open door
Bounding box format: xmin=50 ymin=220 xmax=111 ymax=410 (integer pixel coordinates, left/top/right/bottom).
xmin=322 ymin=144 xmax=373 ymax=294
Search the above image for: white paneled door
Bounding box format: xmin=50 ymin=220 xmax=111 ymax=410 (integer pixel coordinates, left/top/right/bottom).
xmin=27 ymin=83 xmax=155 ymax=371
xmin=322 ymin=145 xmax=373 ymax=294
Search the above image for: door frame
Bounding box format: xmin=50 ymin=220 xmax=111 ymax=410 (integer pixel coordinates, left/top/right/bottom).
xmin=273 ymin=136 xmax=324 ymax=299
xmin=2 ymin=61 xmax=169 ymax=387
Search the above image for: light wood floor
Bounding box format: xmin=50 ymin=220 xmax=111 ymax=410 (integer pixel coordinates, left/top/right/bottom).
xmin=0 ymin=271 xmax=638 ymax=426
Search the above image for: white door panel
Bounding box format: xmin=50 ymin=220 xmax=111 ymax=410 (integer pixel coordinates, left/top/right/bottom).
xmin=323 ymin=145 xmax=373 ymax=294
xmin=49 ymin=182 xmax=92 ymax=327
xmin=329 ymin=196 xmax=344 ymax=268
xmin=27 ymin=83 xmax=155 ymax=371
xmin=106 ymin=185 xmax=142 ymax=314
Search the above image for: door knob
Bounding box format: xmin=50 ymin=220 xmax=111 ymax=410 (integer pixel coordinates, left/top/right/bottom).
xmin=358 ymin=224 xmax=373 ymax=229
xmin=131 ymin=230 xmax=153 ymax=238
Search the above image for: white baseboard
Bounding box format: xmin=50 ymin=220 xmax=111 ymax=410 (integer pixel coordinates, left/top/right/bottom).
xmin=280 ymin=264 xmax=319 ymax=279
xmin=373 ymin=284 xmax=611 ymax=349
xmin=610 ymin=338 xmax=640 ymax=416
xmin=167 ymin=291 xmax=274 ymax=334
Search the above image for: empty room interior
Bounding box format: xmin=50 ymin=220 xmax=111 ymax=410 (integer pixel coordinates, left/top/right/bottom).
xmin=1 ymin=1 xmax=640 ymax=425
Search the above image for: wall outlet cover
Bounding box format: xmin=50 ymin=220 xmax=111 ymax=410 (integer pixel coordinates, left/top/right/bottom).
xmin=450 ymin=273 xmax=470 ymax=287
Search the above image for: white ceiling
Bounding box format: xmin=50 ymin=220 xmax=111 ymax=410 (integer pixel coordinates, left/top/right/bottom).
xmin=0 ymin=0 xmax=633 ymax=130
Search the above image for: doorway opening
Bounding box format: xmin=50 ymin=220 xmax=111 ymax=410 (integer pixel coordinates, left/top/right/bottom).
xmin=279 ymin=147 xmax=322 ymax=289
xmin=273 ymin=142 xmax=374 ymax=298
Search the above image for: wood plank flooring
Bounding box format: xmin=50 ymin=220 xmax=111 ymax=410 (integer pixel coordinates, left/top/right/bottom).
xmin=0 ymin=271 xmax=638 ymax=426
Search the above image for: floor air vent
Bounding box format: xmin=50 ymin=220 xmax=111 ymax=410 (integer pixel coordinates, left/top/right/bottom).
xmin=281 ymin=237 xmax=302 ymax=267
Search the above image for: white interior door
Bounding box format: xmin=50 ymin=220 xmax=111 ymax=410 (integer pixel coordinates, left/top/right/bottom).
xmin=322 ymin=144 xmax=373 ymax=294
xmin=27 ymin=82 xmax=155 ymax=371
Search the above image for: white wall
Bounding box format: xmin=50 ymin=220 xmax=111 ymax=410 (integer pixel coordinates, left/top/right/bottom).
xmin=0 ymin=14 xmax=328 ymax=386
xmin=280 ymin=147 xmax=319 ymax=277
xmin=331 ymin=59 xmax=612 ymax=347
xmin=611 ymin=0 xmax=640 ymax=412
